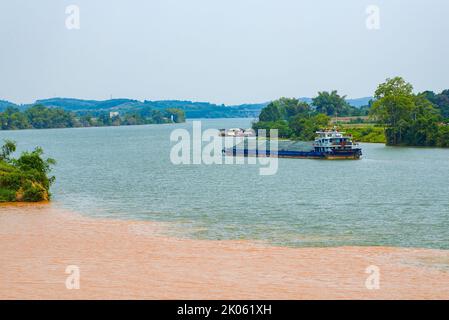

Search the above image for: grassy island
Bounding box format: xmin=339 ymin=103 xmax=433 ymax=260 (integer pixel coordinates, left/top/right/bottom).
xmin=0 ymin=140 xmax=55 ymax=202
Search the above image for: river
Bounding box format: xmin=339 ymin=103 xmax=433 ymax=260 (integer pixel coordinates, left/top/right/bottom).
xmin=1 ymin=118 xmax=448 ymax=249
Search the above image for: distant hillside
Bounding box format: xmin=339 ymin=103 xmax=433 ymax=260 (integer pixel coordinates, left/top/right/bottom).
xmin=1 ymin=96 xmax=371 ymax=118
xmin=27 ymin=98 xmax=267 ymax=118
xmin=346 ymin=97 xmax=372 ymax=108
xmin=143 ymin=100 xmax=267 ymax=118
xmin=0 ymin=100 xmax=18 ymax=112
xmin=34 ymin=98 xmax=144 ymax=111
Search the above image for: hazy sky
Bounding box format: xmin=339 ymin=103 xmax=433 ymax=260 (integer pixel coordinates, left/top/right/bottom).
xmin=1 ymin=0 xmax=448 ymax=105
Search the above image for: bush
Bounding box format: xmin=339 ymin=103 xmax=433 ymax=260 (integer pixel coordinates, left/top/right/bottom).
xmin=344 ymin=126 xmax=386 ymax=143
xmin=437 ymin=125 xmax=449 ymax=147
xmin=0 ymin=141 xmax=55 ymax=202
xmin=21 ymin=181 xmax=49 ymax=202
xmin=0 ymin=187 xmax=16 ymax=202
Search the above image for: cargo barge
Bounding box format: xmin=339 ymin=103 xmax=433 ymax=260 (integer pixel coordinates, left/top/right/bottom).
xmin=224 ymin=128 xmax=362 ymax=160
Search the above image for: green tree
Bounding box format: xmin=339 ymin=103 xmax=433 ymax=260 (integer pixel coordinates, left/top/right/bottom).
xmin=437 ymin=125 xmax=449 ymax=147
xmin=165 ymin=108 xmax=186 ymax=123
xmin=151 ymin=110 xmax=165 ymax=124
xmin=12 ymin=147 xmax=56 ymax=192
xmin=370 ymin=77 xmax=416 ymax=145
xmin=0 ymin=141 xmax=55 ymax=202
xmin=422 ymin=89 xmax=449 ymax=119
xmin=289 ymin=113 xmax=330 ymax=140
xmin=79 ymin=114 xmax=95 ymax=127
xmin=312 ymin=90 xmax=350 ymax=116
xmin=0 ymin=139 xmax=16 ymax=162
xmin=375 ymin=77 xmax=413 ymax=98
xmin=0 ymin=107 xmax=31 ymax=130
xmin=370 ymin=77 xmax=445 ymax=146
xmin=97 ymin=113 xmax=112 ymax=126
xmin=435 ymin=90 xmax=449 ymax=119
xmin=258 ymin=97 xmax=312 ymax=122
xmin=252 ymin=120 xmax=292 ymax=138
xmin=404 ymin=95 xmax=440 ymax=146
xmin=259 ymin=101 xmax=284 ymax=122
xmin=284 ymin=101 xmax=311 ymax=118
xmin=24 ymin=105 xmax=78 ymax=129
xmin=254 ymin=97 xmax=331 ymax=140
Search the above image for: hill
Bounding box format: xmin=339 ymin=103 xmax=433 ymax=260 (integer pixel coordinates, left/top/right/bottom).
xmin=2 ymin=96 xmax=372 ymax=118
xmin=27 ymin=98 xmax=267 ymax=118
xmin=0 ymin=100 xmax=18 ymax=112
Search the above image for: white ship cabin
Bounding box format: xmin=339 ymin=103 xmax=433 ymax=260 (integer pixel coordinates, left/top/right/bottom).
xmin=313 ymin=129 xmax=355 ymax=152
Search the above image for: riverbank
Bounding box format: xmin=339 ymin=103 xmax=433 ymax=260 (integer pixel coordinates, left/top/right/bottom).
xmin=342 ymin=124 xmax=386 ymax=143
xmin=0 ymin=203 xmax=448 ymax=299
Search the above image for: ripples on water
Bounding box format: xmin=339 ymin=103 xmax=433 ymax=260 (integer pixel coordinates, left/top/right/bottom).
xmin=2 ymin=119 xmax=449 ymax=249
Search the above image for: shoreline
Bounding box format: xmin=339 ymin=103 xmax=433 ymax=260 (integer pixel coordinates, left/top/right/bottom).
xmin=0 ymin=203 xmax=448 ymax=299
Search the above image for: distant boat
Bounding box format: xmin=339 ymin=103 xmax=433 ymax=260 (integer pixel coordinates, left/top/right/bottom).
xmin=219 ymin=128 xmax=255 ymax=137
xmin=224 ymin=128 xmax=362 ymax=160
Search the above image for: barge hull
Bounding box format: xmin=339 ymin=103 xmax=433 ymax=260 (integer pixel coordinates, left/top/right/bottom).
xmin=225 ymin=149 xmax=362 ymax=160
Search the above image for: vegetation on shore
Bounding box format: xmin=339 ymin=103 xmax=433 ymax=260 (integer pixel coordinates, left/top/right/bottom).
xmin=2 ymin=97 xmax=373 ymax=119
xmin=251 ymin=94 xmax=365 ymax=140
xmin=370 ymin=77 xmax=449 ymax=147
xmin=342 ymin=126 xmax=386 ymax=144
xmin=0 ymin=141 xmax=55 ymax=202
xmin=252 ymin=77 xmax=449 ymax=147
xmin=0 ymin=105 xmax=185 ymax=130
xmin=0 ymin=98 xmax=265 ymax=119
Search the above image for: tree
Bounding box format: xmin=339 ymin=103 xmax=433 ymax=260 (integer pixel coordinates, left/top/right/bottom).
xmin=284 ymin=101 xmax=311 ymax=118
xmin=24 ymin=105 xmax=78 ymax=129
xmin=258 ymin=98 xmax=313 ymax=122
xmin=0 ymin=107 xmax=30 ymax=130
xmin=122 ymin=113 xmax=141 ymax=126
xmin=312 ymin=91 xmax=350 ymax=116
xmin=374 ymin=77 xmax=413 ymax=98
xmin=258 ymin=102 xmax=284 ymax=122
xmin=165 ymin=108 xmax=186 ymax=123
xmin=252 ymin=120 xmax=292 ymax=138
xmin=370 ymin=77 xmax=416 ymax=145
xmin=12 ymin=147 xmax=56 ymax=191
xmin=421 ymin=90 xmax=437 ymax=104
xmin=254 ymin=97 xmax=331 ymax=140
xmin=79 ymin=114 xmax=94 ymax=127
xmin=289 ymin=113 xmax=330 ymax=140
xmin=0 ymin=140 xmax=16 ymax=162
xmin=435 ymin=90 xmax=449 ymax=119
xmin=370 ymin=77 xmax=445 ymax=146
xmin=95 ymin=113 xmax=108 ymax=126
xmin=151 ymin=110 xmax=165 ymax=124
xmin=404 ymin=95 xmax=440 ymax=146
xmin=437 ymin=125 xmax=449 ymax=147
xmin=0 ymin=141 xmax=56 ymax=202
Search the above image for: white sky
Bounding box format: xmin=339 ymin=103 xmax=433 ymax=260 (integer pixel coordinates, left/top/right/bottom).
xmin=0 ymin=0 xmax=448 ymax=105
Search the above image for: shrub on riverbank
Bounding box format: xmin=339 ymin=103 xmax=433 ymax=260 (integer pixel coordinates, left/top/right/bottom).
xmin=343 ymin=126 xmax=386 ymax=143
xmin=0 ymin=141 xmax=55 ymax=202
